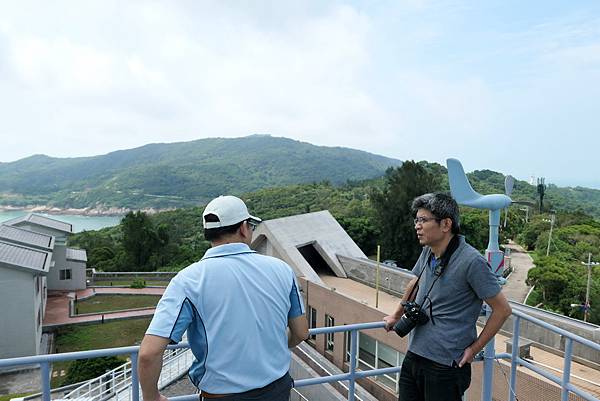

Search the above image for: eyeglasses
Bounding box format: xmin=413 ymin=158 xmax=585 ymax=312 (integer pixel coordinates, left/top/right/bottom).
xmin=413 ymin=216 xmax=441 ymax=225
xmin=246 ymin=220 xmax=259 ymax=231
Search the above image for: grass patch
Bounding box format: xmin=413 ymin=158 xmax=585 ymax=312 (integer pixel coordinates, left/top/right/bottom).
xmin=52 ymin=317 xmax=152 ymax=387
xmin=92 ymin=280 xmax=167 ymax=287
xmin=75 ymin=294 xmax=161 ymax=314
xmin=0 ymin=393 xmax=33 ymax=401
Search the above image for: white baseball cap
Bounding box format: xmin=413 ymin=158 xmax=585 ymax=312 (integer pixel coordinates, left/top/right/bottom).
xmin=202 ymin=195 xmax=262 ymax=229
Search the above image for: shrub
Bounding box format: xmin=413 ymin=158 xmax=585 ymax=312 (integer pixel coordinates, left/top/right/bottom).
xmin=63 ymin=356 xmax=124 ymax=385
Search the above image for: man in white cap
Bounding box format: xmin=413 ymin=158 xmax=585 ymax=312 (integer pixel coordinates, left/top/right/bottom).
xmin=138 ymin=195 xmax=309 ymax=401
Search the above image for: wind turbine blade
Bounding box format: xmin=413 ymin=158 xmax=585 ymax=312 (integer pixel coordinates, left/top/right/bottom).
xmin=505 ymin=175 xmax=515 ymax=196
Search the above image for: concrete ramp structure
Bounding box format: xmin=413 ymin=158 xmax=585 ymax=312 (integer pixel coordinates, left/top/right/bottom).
xmin=251 ymin=210 xmax=367 ymax=284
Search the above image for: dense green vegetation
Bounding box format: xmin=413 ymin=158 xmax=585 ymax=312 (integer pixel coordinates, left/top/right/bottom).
xmin=0 ymin=135 xmax=400 ymax=209
xmin=523 ymin=212 xmax=600 ymax=324
xmin=68 ymin=160 xmax=599 ymax=324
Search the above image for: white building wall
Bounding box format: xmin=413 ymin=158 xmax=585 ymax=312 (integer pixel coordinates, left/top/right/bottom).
xmin=0 ymin=268 xmax=40 ymax=358
xmin=47 ymin=243 xmax=84 ymax=290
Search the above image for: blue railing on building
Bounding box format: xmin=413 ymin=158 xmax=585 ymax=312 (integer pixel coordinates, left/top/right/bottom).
xmin=0 ymin=316 xmax=598 ymax=401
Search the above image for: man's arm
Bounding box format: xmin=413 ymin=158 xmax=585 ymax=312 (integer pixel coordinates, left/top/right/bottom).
xmin=383 ymin=276 xmax=418 ymax=331
xmin=288 ymin=314 xmax=309 ymax=348
xmin=138 ymin=334 xmax=171 ymax=401
xmin=458 ymin=291 xmax=512 ymax=367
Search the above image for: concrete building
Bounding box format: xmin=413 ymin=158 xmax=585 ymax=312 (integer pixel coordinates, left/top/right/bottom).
xmin=4 ymin=214 xmax=86 ymax=291
xmin=0 ymin=240 xmax=52 ymax=358
xmin=252 ymin=210 xmax=365 ymax=284
xmin=0 ymin=215 xmax=87 ymax=359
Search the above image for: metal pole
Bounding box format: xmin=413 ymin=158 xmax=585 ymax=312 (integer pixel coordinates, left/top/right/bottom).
xmin=508 ymin=316 xmax=520 ymax=401
xmin=546 ymin=214 xmax=554 ymax=257
xmin=584 ymin=253 xmax=592 ymax=322
xmin=375 ymin=246 xmax=381 ymax=308
xmin=131 ymin=352 xmax=140 ymax=401
xmin=348 ymin=330 xmax=358 ymax=401
xmin=561 ymin=338 xmax=573 ymax=401
xmin=41 ymin=362 xmax=51 ymax=401
xmin=481 ymin=304 xmax=495 ymax=401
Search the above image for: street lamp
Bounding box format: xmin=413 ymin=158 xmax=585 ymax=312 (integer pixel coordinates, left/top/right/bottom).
xmin=581 ymin=253 xmax=599 ymax=322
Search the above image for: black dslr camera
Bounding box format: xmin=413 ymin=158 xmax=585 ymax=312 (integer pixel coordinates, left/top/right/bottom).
xmin=393 ymin=301 xmax=429 ymax=337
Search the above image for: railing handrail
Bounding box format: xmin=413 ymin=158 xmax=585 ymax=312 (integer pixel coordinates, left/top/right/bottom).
xmin=1 ymin=318 xmax=599 ymax=401
xmin=511 ymin=309 xmax=600 ymax=351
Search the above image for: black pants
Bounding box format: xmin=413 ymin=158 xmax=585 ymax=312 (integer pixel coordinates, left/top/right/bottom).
xmin=398 ymin=351 xmax=471 ymax=401
xmin=201 ymin=372 xmax=293 ymax=401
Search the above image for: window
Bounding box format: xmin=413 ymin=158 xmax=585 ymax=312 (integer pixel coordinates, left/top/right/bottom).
xmin=325 ymin=314 xmax=335 ymax=351
xmin=345 ymin=332 xmax=404 ymax=393
xmin=59 ymin=269 xmax=72 ymax=280
xmin=308 ymin=306 xmax=317 ymax=341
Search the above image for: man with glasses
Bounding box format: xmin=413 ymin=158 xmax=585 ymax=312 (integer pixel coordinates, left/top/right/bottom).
xmin=139 ymin=195 xmax=309 ymax=401
xmin=384 ymin=193 xmax=511 ymax=401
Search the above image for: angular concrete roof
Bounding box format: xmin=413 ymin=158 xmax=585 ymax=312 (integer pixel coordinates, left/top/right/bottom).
xmin=0 ymin=240 xmax=51 ymax=275
xmin=66 ymin=247 xmax=87 ymax=262
xmin=4 ymin=213 xmax=73 ymax=234
xmin=251 ymin=210 xmax=367 ymax=284
xmin=0 ymin=224 xmax=54 ymax=251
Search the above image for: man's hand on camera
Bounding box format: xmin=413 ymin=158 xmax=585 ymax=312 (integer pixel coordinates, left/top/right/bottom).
xmin=383 ymin=314 xmax=401 ymax=332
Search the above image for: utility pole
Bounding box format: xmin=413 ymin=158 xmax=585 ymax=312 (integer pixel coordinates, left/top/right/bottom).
xmin=581 ymin=253 xmax=599 ymax=322
xmin=545 ymin=212 xmax=555 ymax=257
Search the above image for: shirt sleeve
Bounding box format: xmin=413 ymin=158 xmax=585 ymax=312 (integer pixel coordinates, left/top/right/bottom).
xmin=288 ymin=274 xmax=305 ymax=319
xmin=146 ymin=276 xmax=194 ymax=343
xmin=466 ymin=255 xmax=502 ymax=300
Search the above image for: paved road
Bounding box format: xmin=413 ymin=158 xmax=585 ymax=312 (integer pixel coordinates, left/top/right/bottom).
xmin=502 ymin=241 xmax=535 ymax=303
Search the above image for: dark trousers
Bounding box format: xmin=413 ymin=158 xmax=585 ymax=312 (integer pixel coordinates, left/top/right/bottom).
xmin=201 ymin=372 xmax=293 ymax=401
xmin=398 ymin=351 xmax=471 ymax=401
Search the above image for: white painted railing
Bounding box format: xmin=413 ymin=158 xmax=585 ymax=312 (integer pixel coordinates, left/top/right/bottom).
xmin=62 ymin=347 xmax=193 ymax=401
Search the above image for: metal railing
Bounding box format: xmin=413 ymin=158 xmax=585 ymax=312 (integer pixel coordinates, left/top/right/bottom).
xmin=1 ymin=318 xmax=599 ymax=401
xmin=62 ymin=347 xmax=193 ymax=401
xmin=493 ymin=309 xmax=600 ymax=401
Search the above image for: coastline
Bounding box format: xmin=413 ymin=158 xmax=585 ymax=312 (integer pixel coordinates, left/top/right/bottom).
xmin=0 ymin=205 xmax=170 ymax=216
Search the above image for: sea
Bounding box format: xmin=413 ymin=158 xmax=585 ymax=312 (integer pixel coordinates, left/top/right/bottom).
xmin=0 ymin=211 xmax=122 ymax=232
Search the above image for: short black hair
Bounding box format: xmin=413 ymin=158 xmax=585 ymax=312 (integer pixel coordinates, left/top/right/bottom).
xmin=411 ymin=192 xmax=460 ymax=234
xmin=203 ymin=213 xmax=244 ymax=242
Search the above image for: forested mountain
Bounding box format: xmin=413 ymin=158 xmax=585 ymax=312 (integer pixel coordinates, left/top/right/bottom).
xmin=0 ymin=135 xmax=401 ymax=209
xmin=2 ymin=135 xmax=600 ymax=217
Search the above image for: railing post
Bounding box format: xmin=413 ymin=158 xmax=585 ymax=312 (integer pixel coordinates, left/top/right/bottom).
xmin=481 ymin=304 xmax=495 ymax=401
xmin=40 ymin=362 xmax=51 ymax=401
xmin=131 ymin=352 xmax=140 ymax=401
xmin=509 ymin=316 xmax=520 ymax=401
xmin=348 ymin=330 xmax=358 ymax=401
xmin=561 ymin=338 xmax=573 ymax=401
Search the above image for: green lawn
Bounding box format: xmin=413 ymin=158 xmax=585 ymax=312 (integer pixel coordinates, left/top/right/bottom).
xmin=52 ymin=317 xmax=152 ymax=387
xmin=92 ymin=280 xmax=168 ymax=287
xmin=0 ymin=393 xmax=33 ymax=401
xmin=75 ymin=294 xmax=161 ymax=314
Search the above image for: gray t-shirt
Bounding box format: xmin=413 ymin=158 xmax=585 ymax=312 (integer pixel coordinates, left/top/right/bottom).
xmin=408 ymin=235 xmax=501 ymax=367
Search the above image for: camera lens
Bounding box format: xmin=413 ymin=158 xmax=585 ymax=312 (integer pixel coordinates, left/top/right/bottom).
xmin=393 ymin=315 xmax=417 ymax=337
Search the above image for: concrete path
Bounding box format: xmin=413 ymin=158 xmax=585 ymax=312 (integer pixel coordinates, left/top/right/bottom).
xmin=43 ymin=287 xmax=165 ymax=326
xmin=502 ymin=241 xmax=535 ymax=303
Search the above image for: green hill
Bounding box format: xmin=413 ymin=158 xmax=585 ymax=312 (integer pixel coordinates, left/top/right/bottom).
xmin=0 ymin=135 xmax=401 ymax=209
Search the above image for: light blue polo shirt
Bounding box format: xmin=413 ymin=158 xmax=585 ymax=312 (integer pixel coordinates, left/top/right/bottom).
xmin=146 ymin=243 xmax=305 ymax=393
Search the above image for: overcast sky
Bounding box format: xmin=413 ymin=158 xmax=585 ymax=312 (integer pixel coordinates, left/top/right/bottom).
xmin=1 ymin=1 xmax=599 ymax=188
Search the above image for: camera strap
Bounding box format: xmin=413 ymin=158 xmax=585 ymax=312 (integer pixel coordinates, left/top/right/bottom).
xmin=413 ymin=235 xmax=460 ymax=325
